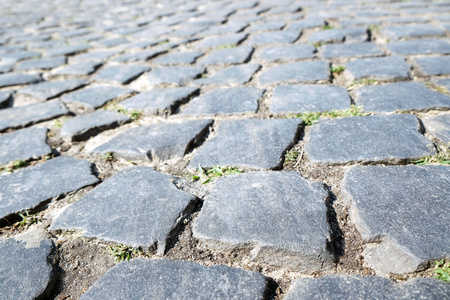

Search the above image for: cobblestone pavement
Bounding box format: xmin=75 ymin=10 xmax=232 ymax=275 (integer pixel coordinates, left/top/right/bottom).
xmin=0 ymin=0 xmax=449 ymax=299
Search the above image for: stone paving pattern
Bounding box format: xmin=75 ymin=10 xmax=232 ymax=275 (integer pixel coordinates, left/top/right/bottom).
xmin=0 ymin=0 xmax=449 ymax=299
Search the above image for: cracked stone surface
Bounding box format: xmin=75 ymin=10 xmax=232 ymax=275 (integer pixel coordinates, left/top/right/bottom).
xmin=131 ymin=66 xmax=204 ymax=89
xmin=80 ymin=259 xmax=267 ymax=300
xmin=343 ymin=56 xmax=410 ymax=82
xmin=16 ymin=79 xmax=89 ymax=102
xmin=51 ymin=167 xmax=197 ymax=253
xmin=93 ymin=65 xmax=149 ymax=84
xmin=259 ymin=60 xmax=330 ymax=85
xmin=422 ymin=113 xmax=450 ymax=144
xmin=342 ymin=165 xmax=450 ymax=275
xmin=0 ymin=72 xmax=41 ymax=88
xmin=0 ymin=91 xmax=11 ymax=108
xmin=412 ymin=56 xmax=450 ymax=76
xmin=193 ymin=64 xmax=260 ymax=86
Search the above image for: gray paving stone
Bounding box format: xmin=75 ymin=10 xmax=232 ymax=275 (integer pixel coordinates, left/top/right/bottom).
xmin=285 ymin=275 xmax=450 ymax=300
xmin=0 ymin=62 xmax=14 ymax=74
xmin=121 ymin=86 xmax=199 ymax=115
xmin=189 ymin=118 xmax=302 ymax=170
xmin=412 ymin=56 xmax=450 ymax=76
xmin=320 ymin=43 xmax=383 ymax=58
xmin=0 ymin=229 xmax=56 ymax=300
xmin=342 ymin=165 xmax=450 ymax=275
xmin=93 ymin=65 xmax=149 ymax=84
xmin=113 ymin=49 xmax=167 ymax=63
xmin=193 ymin=171 xmax=332 ymax=271
xmin=0 ymin=91 xmax=12 ymax=108
xmin=16 ymin=56 xmax=66 ymax=71
xmin=423 ymin=113 xmax=450 ymax=144
xmin=0 ymin=127 xmax=51 ymax=165
xmin=434 ymin=78 xmax=450 ymax=91
xmin=70 ymin=50 xmax=117 ymax=63
xmin=50 ymin=61 xmax=102 ymax=76
xmin=286 ymin=17 xmax=325 ymax=30
xmin=247 ymin=30 xmax=300 ymax=45
xmin=380 ymin=25 xmax=445 ymax=40
xmin=195 ymin=33 xmax=247 ymax=49
xmin=80 ymin=259 xmax=267 ymax=300
xmin=199 ymin=46 xmax=253 ymax=65
xmin=304 ymin=114 xmax=435 ymax=165
xmin=16 ymin=79 xmax=89 ymax=102
xmin=248 ymin=20 xmax=285 ymax=32
xmin=51 ymin=167 xmax=196 ymax=252
xmin=193 ymin=64 xmax=260 ymax=86
xmin=92 ymin=119 xmax=213 ymax=161
xmin=0 ymin=72 xmax=41 ymax=88
xmin=131 ymin=66 xmax=204 ymax=89
xmin=0 ymin=51 xmax=41 ymax=62
xmin=94 ymin=37 xmax=129 ymax=48
xmin=386 ymin=38 xmax=450 ymax=55
xmin=0 ymin=100 xmax=69 ymax=132
xmin=152 ymin=51 xmax=204 ymax=65
xmin=181 ymin=86 xmax=263 ymax=116
xmin=61 ymin=84 xmax=133 ymax=112
xmin=259 ymin=60 xmax=330 ymax=85
xmin=256 ymin=44 xmax=315 ymax=62
xmin=271 ymin=84 xmax=350 ymax=113
xmin=61 ymin=110 xmax=131 ymax=142
xmin=350 ymin=81 xmax=450 ymax=113
xmin=0 ymin=156 xmax=98 ymax=219
xmin=45 ymin=44 xmax=91 ymax=56
xmin=308 ymin=27 xmax=367 ymax=44
xmin=343 ymin=56 xmax=410 ymax=82
xmin=201 ymin=21 xmax=249 ymax=36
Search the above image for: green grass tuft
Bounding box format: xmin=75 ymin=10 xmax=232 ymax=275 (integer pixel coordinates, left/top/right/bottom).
xmin=107 ymin=244 xmax=139 ymax=262
xmin=287 ymin=105 xmax=369 ymax=126
xmin=330 ymin=66 xmax=345 ymax=75
xmin=192 ymin=165 xmax=242 ymax=184
xmin=434 ymin=260 xmax=450 ymax=283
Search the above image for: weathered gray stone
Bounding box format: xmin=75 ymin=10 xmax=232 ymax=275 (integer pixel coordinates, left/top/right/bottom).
xmin=0 ymin=100 xmax=69 ymax=132
xmin=16 ymin=79 xmax=89 ymax=102
xmin=153 ymin=51 xmax=204 ymax=65
xmin=285 ymin=275 xmax=450 ymax=300
xmin=50 ymin=61 xmax=102 ymax=76
xmin=342 ymin=165 xmax=450 ymax=275
xmin=45 ymin=44 xmax=91 ymax=56
xmin=70 ymin=50 xmax=117 ymax=63
xmin=386 ymin=39 xmax=450 ymax=55
xmin=61 ymin=84 xmax=133 ymax=112
xmin=434 ymin=78 xmax=450 ymax=91
xmin=380 ymin=25 xmax=445 ymax=40
xmin=94 ymin=37 xmax=129 ymax=48
xmin=256 ymin=44 xmax=315 ymax=62
xmin=61 ymin=110 xmax=131 ymax=142
xmin=271 ymin=84 xmax=350 ymax=113
xmin=0 ymin=229 xmax=56 ymax=300
xmin=51 ymin=167 xmax=197 ymax=252
xmin=199 ymin=46 xmax=253 ymax=65
xmin=286 ymin=17 xmax=325 ymax=30
xmin=248 ymin=20 xmax=285 ymax=32
xmin=247 ymin=30 xmax=300 ymax=45
xmin=193 ymin=64 xmax=260 ymax=86
xmin=413 ymin=56 xmax=450 ymax=76
xmin=320 ymin=43 xmax=384 ymax=58
xmin=0 ymin=72 xmax=41 ymax=88
xmin=93 ymin=119 xmax=213 ymax=161
xmin=0 ymin=91 xmax=11 ymax=108
xmin=131 ymin=66 xmax=204 ymax=89
xmin=423 ymin=113 xmax=450 ymax=144
xmin=351 ymin=81 xmax=450 ymax=113
xmin=344 ymin=56 xmax=410 ymax=82
xmin=181 ymin=86 xmax=263 ymax=116
xmin=194 ymin=33 xmax=247 ymax=49
xmin=112 ymin=49 xmax=167 ymax=63
xmin=0 ymin=62 xmax=14 ymax=74
xmin=93 ymin=65 xmax=149 ymax=84
xmin=0 ymin=51 xmax=40 ymax=62
xmin=308 ymin=27 xmax=367 ymax=43
xmin=189 ymin=119 xmax=302 ymax=170
xmin=259 ymin=60 xmax=330 ymax=85
xmin=0 ymin=156 xmax=98 ymax=219
xmin=304 ymin=114 xmax=435 ymax=165
xmin=121 ymin=87 xmax=199 ymax=115
xmin=16 ymin=56 xmax=66 ymax=71
xmin=0 ymin=127 xmax=51 ymax=165
xmin=80 ymin=259 xmax=267 ymax=300
xmin=193 ymin=172 xmax=332 ymax=271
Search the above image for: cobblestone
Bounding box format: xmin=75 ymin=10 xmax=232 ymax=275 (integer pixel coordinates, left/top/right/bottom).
xmin=193 ymin=64 xmax=260 ymax=86
xmin=16 ymin=79 xmax=89 ymax=103
xmin=320 ymin=42 xmax=383 ymax=59
xmin=255 ymin=44 xmax=315 ymax=62
xmin=343 ymin=56 xmax=410 ymax=82
xmin=199 ymin=46 xmax=253 ymax=65
xmin=423 ymin=113 xmax=450 ymax=144
xmin=0 ymin=72 xmax=41 ymax=88
xmin=259 ymin=60 xmax=330 ymax=85
xmin=412 ymin=56 xmax=450 ymax=76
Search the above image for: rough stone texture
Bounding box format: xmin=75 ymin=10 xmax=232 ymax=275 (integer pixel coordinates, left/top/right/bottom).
xmin=70 ymin=50 xmax=117 ymax=63
xmin=270 ymin=84 xmax=350 ymax=113
xmin=344 ymin=56 xmax=410 ymax=82
xmin=199 ymin=46 xmax=253 ymax=65
xmin=194 ymin=33 xmax=247 ymax=49
xmin=256 ymin=44 xmax=315 ymax=62
xmin=16 ymin=56 xmax=66 ymax=71
xmin=193 ymin=64 xmax=260 ymax=86
xmin=193 ymin=172 xmax=332 ymax=271
xmin=386 ymin=38 xmax=450 ymax=55
xmin=45 ymin=44 xmax=91 ymax=56
xmin=112 ymin=49 xmax=167 ymax=63
xmin=93 ymin=65 xmax=149 ymax=84
xmin=0 ymin=51 xmax=40 ymax=62
xmin=153 ymin=51 xmax=204 ymax=65
xmin=259 ymin=60 xmax=330 ymax=85
xmin=412 ymin=56 xmax=450 ymax=76
xmin=16 ymin=79 xmax=89 ymax=101
xmin=181 ymin=86 xmax=263 ymax=116
xmin=61 ymin=84 xmax=134 ymax=112
xmin=247 ymin=31 xmax=300 ymax=45
xmin=380 ymin=25 xmax=445 ymax=40
xmin=308 ymin=27 xmax=367 ymax=43
xmin=0 ymin=229 xmax=56 ymax=300
xmin=80 ymin=259 xmax=267 ymax=300
xmin=0 ymin=100 xmax=69 ymax=132
xmin=320 ymin=43 xmax=384 ymax=59
xmin=50 ymin=61 xmax=102 ymax=76
xmin=304 ymin=114 xmax=435 ymax=165
xmin=342 ymin=165 xmax=450 ymax=275
xmin=286 ymin=17 xmax=325 ymax=30
xmin=285 ymin=275 xmax=450 ymax=300
xmin=0 ymin=72 xmax=41 ymax=88
xmin=131 ymin=66 xmax=204 ymax=89
xmin=0 ymin=127 xmax=52 ymax=165
xmin=0 ymin=156 xmax=98 ymax=219
xmin=434 ymin=78 xmax=450 ymax=91
xmin=189 ymin=118 xmax=302 ymax=170
xmin=51 ymin=167 xmax=197 ymax=253
xmin=351 ymin=81 xmax=450 ymax=112
xmin=423 ymin=113 xmax=450 ymax=144
xmin=93 ymin=119 xmax=213 ymax=161
xmin=61 ymin=110 xmax=131 ymax=142
xmin=0 ymin=91 xmax=11 ymax=108
xmin=121 ymin=86 xmax=199 ymax=115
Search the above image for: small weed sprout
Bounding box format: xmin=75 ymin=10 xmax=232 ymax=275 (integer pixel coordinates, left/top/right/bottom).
xmin=107 ymin=244 xmax=139 ymax=262
xmin=285 ymin=150 xmax=299 ymax=162
xmin=105 ymin=102 xmax=142 ymax=120
xmin=53 ymin=117 xmax=68 ymax=128
xmin=323 ymin=25 xmax=335 ymax=30
xmin=103 ymin=152 xmax=114 ymax=162
xmin=287 ymin=105 xmax=368 ymax=126
xmin=413 ymin=152 xmax=450 ymax=165
xmin=1 ymin=160 xmax=28 ymax=173
xmin=330 ymin=66 xmax=346 ymax=75
xmin=434 ymin=260 xmax=450 ymax=283
xmin=17 ymin=211 xmax=40 ymax=229
xmin=192 ymin=165 xmax=242 ymax=184
xmin=347 ymin=78 xmax=379 ymax=90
